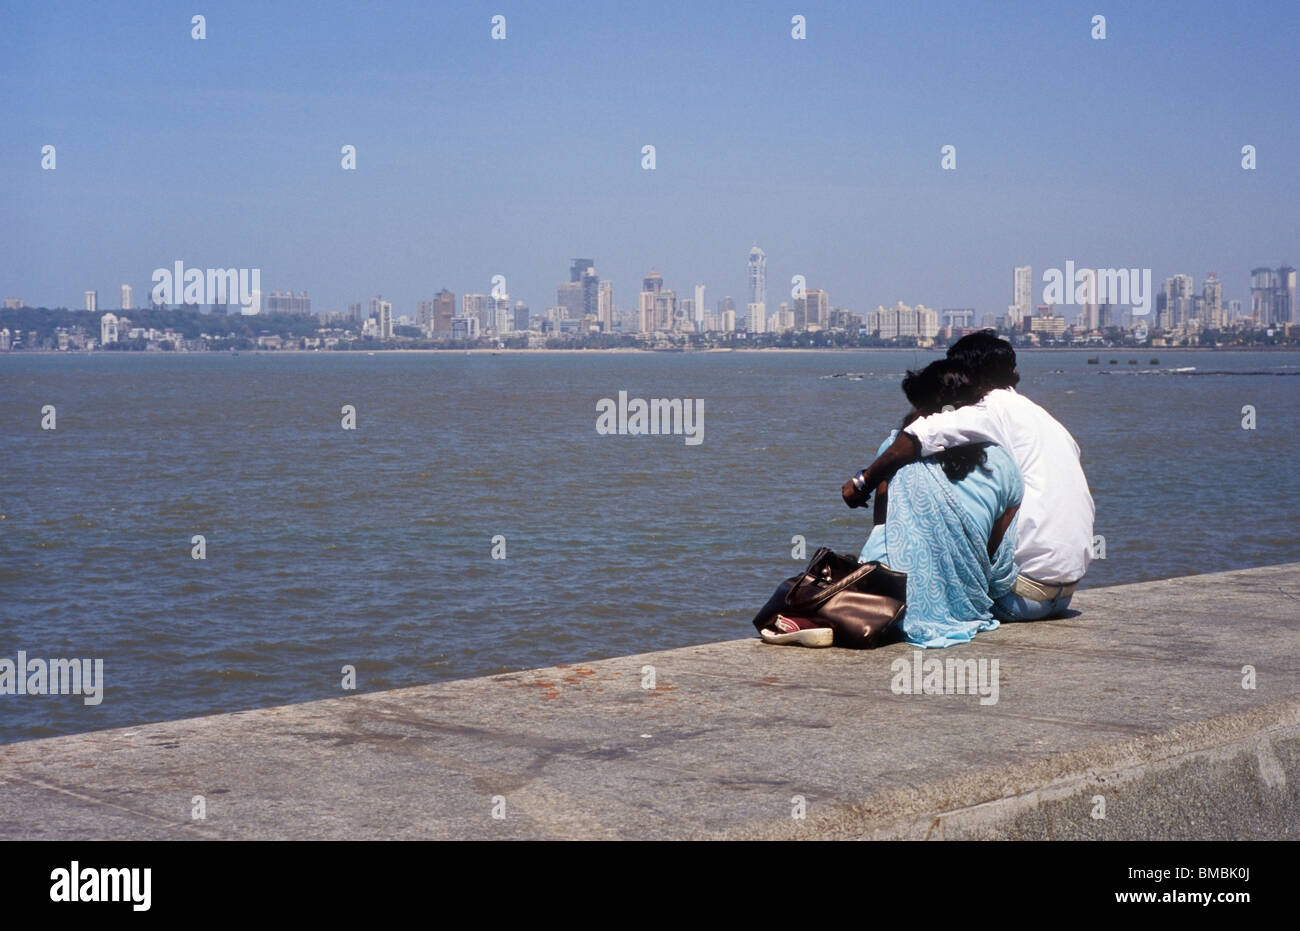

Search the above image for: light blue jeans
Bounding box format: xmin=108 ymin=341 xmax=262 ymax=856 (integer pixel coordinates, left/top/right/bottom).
xmin=993 ymin=589 xmax=1073 ymax=622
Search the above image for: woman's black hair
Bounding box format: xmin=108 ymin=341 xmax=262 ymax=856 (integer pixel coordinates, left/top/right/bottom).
xmin=899 ymin=359 xmax=988 ymax=483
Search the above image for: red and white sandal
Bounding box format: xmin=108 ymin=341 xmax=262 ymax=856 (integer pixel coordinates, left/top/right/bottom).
xmin=760 ymin=614 xmax=833 ymax=647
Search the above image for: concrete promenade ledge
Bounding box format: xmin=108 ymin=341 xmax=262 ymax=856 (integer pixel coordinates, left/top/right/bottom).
xmin=2 ymin=563 xmax=1298 ymax=840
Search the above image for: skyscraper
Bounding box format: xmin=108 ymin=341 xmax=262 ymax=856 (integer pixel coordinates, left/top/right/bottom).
xmin=434 ymin=289 xmax=456 ymax=337
xmin=638 ymin=272 xmax=663 ymax=334
xmin=1165 ymin=274 xmax=1194 ymax=329
xmin=488 ymin=293 xmax=511 ymax=333
xmin=1080 ymin=277 xmax=1099 ymax=331
xmin=580 ymin=266 xmax=599 ymax=320
xmin=1250 ymin=268 xmax=1275 ymax=326
xmin=655 ymin=290 xmax=677 ymax=331
xmin=637 ymin=292 xmax=655 ymax=334
xmin=693 ymin=284 xmax=706 ymax=328
xmin=804 ymin=289 xmax=828 ymax=329
xmin=570 ymin=258 xmax=594 ymax=283
xmin=556 ymin=281 xmax=583 ymax=320
xmin=120 ymin=284 xmax=132 ymax=311
xmin=598 ymin=280 xmax=613 ymax=332
xmin=1202 ymin=274 xmax=1224 ymax=330
xmin=513 ymin=300 xmax=530 ymax=332
xmin=1251 ymin=265 xmax=1296 ymax=326
xmin=462 ymin=293 xmax=487 ymax=333
xmin=1011 ymin=266 xmax=1033 ymax=326
xmin=84 ymin=290 xmax=97 ymax=312
xmin=1280 ymin=265 xmax=1297 ymax=324
xmin=747 ymin=245 xmax=766 ymax=307
xmin=417 ymin=300 xmax=435 ymax=332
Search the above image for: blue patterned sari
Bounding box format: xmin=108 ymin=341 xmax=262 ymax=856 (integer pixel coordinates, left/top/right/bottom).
xmin=867 ymin=444 xmax=1021 ymax=648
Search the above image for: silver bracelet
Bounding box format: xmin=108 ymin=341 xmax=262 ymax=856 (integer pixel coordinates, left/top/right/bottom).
xmin=851 ymin=471 xmax=868 ymax=492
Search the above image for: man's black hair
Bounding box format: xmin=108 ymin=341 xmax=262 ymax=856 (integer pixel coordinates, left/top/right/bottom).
xmin=946 ymin=330 xmax=1019 ymax=389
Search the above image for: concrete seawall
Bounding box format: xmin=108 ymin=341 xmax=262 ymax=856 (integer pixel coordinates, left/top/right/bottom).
xmin=2 ymin=562 xmax=1298 ymax=839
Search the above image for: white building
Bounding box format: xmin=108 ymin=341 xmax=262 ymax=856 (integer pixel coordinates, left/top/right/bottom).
xmin=866 ymin=301 xmax=939 ymax=340
xmin=1012 ymin=265 xmax=1033 ymax=326
xmin=120 ymin=284 xmax=132 ymax=310
xmin=639 ymin=292 xmax=660 ymax=335
xmin=746 ymin=302 xmax=766 ymax=334
xmin=85 ymin=290 xmax=98 ymax=312
xmin=100 ymin=312 xmax=119 ymax=344
xmin=1202 ymin=274 xmax=1224 ymax=330
xmin=462 ymin=293 xmax=488 ymax=334
xmin=488 ymin=294 xmax=511 ymax=334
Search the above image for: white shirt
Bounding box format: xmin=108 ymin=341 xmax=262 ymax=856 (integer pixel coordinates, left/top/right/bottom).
xmin=904 ymin=387 xmax=1095 ymax=584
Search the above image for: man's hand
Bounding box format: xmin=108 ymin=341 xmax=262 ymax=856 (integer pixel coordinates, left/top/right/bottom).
xmin=842 ymin=475 xmax=870 ymax=508
xmin=842 ymin=433 xmax=920 ymax=509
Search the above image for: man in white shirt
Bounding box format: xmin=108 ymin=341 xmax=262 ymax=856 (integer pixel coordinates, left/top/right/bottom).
xmin=842 ymin=332 xmax=1095 ymax=621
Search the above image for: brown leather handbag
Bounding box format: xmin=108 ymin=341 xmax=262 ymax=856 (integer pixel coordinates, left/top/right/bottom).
xmin=752 ymin=547 xmax=907 ymax=649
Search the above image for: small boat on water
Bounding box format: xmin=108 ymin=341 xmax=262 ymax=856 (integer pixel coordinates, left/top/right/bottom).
xmin=1128 ymin=359 xmax=1138 ymax=365
xmin=1087 ymin=356 xmax=1099 ymax=364
xmin=1150 ymin=358 xmax=1159 ymax=365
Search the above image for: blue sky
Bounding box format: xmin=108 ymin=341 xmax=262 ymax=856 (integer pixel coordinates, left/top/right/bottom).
xmin=2 ymin=0 xmax=1296 ymax=320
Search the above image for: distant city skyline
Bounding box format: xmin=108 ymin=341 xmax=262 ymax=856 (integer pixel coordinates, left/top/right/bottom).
xmin=4 ymin=1 xmax=1296 ymax=321
xmin=3 ymin=248 xmax=1289 ymax=332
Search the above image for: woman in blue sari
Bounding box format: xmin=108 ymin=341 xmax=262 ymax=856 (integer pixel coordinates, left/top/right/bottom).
xmin=857 ymin=359 xmax=1022 ymax=648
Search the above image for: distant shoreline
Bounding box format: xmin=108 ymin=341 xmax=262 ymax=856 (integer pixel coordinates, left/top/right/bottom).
xmin=5 ymin=345 xmax=1298 ymax=357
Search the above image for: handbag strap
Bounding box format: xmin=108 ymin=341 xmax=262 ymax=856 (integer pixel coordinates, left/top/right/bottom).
xmin=786 ymin=560 xmax=886 ymax=612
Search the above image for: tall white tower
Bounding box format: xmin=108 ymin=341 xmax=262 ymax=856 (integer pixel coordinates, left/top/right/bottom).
xmin=747 ymin=246 xmax=766 ymax=307
xmin=120 ymin=284 xmax=132 ymax=310
xmin=1012 ymin=265 xmax=1033 ymax=325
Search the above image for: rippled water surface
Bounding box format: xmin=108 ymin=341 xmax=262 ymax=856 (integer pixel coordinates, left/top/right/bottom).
xmin=2 ymin=349 xmax=1297 ymax=740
